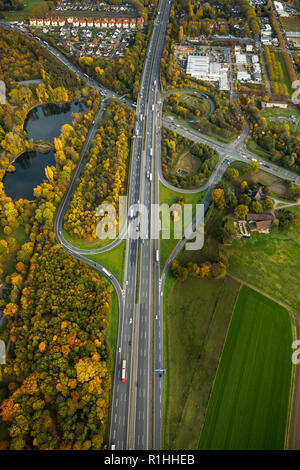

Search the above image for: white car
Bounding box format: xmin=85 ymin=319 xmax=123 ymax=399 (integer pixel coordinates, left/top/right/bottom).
xmin=129 ymin=318 xmax=132 ymax=324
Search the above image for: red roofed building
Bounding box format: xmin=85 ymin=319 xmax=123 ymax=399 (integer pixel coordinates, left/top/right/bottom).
xmin=130 ymin=18 xmax=136 ymax=29
xmin=108 ymin=18 xmax=115 ymax=28
xmin=101 ymin=17 xmax=108 ymax=28
xmin=116 ymin=18 xmax=122 ymax=28
xmin=137 ymin=17 xmax=144 ymax=29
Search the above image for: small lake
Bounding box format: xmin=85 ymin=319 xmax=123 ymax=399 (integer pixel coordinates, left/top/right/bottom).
xmin=3 ymin=102 xmax=87 ymax=200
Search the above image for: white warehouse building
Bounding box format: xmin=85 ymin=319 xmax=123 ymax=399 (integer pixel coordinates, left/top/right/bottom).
xmin=186 ymin=55 xmax=229 ymax=88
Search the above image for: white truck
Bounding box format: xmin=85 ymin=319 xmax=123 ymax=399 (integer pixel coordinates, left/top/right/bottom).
xmin=149 ymin=173 xmax=152 ymax=182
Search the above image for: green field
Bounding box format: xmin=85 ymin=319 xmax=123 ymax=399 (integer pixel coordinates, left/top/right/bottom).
xmin=223 ymin=220 xmax=300 ymax=312
xmin=159 ymin=183 xmax=205 ymax=269
xmin=229 ymin=160 xmax=290 ymax=199
xmin=163 ymin=276 xmax=240 ymax=449
xmin=86 ymin=240 xmax=126 ymax=285
xmin=199 ymin=286 xmax=293 ymax=450
xmin=273 ymin=51 xmax=293 ymax=97
xmin=62 ymin=227 xmax=122 ymax=251
xmin=1 ymin=0 xmax=45 ymax=20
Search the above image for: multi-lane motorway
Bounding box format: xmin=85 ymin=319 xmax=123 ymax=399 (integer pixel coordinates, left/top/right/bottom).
xmin=109 ymin=0 xmax=172 ymax=450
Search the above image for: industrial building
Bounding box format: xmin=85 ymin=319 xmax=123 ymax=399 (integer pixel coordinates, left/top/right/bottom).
xmin=186 ymin=55 xmax=229 ymax=90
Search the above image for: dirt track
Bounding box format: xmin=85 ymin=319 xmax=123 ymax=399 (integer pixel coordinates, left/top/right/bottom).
xmin=288 ymin=316 xmax=300 ymax=449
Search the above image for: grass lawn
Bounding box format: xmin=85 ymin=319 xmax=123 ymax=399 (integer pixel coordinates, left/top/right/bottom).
xmin=229 ymin=160 xmax=290 ymax=199
xmin=280 ymin=16 xmax=300 ymax=32
xmin=273 ymin=51 xmax=293 ymax=97
xmin=223 ymin=220 xmax=300 ymax=312
xmin=1 ymin=0 xmax=45 ymax=20
xmin=163 ymin=276 xmax=240 ymax=449
xmin=246 ymin=138 xmax=272 ymax=161
xmin=86 ymin=240 xmax=126 ymax=285
xmin=62 ymin=227 xmax=119 ymax=251
xmin=199 ymin=286 xmax=293 ymax=450
xmin=107 ymin=289 xmax=119 ymax=358
xmin=261 ymin=107 xmax=300 ymax=133
xmin=159 ymin=183 xmax=206 ymax=269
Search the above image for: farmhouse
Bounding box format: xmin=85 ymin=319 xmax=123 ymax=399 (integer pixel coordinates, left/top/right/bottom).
xmin=246 ymin=213 xmax=274 ymax=233
xmin=249 ymin=186 xmax=264 ymax=201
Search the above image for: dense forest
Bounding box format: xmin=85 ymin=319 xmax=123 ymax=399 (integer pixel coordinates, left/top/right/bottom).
xmin=161 ymin=127 xmax=218 ymax=189
xmin=239 ymin=95 xmax=300 ymax=173
xmin=0 ymin=28 xmax=114 ymax=449
xmin=64 ymin=100 xmax=134 ymax=241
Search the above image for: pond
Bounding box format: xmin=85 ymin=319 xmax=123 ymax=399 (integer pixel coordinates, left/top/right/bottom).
xmin=3 ymin=102 xmax=87 ymax=200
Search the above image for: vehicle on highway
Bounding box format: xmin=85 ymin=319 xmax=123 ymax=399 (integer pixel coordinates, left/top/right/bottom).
xmin=150 ymin=148 xmax=153 ymax=157
xmin=251 ymin=158 xmax=258 ymax=162
xmin=152 ymin=104 xmax=154 ymax=111
xmin=155 ymin=250 xmax=159 ymax=262
xmin=146 ymin=169 xmax=150 ymax=179
xmin=102 ymin=268 xmax=112 ymax=279
xmin=111 ymin=444 xmax=116 ymax=450
xmin=155 ymin=315 xmax=158 ymax=320
xmin=92 ymin=120 xmax=95 ymax=125
xmin=129 ymin=207 xmax=134 ymax=219
xmin=201 ymin=93 xmax=208 ymax=98
xmin=121 ymin=360 xmax=126 ymax=382
xmin=149 ymin=172 xmax=152 ymax=182
xmin=118 ymin=348 xmax=121 ymax=353
xmin=129 ymin=318 xmax=132 ymax=324
xmin=140 ymin=113 xmax=143 ymax=121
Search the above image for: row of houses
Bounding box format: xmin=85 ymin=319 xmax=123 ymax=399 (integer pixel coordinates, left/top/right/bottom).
xmin=29 ymin=16 xmax=144 ymax=29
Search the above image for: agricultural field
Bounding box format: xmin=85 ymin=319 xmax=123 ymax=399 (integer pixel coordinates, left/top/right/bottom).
xmin=163 ymin=276 xmax=240 ymax=449
xmin=280 ymin=16 xmax=300 ymax=31
xmin=199 ymin=286 xmax=293 ymax=450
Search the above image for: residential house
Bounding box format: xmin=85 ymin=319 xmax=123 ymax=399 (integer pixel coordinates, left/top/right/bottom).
xmin=130 ymin=18 xmax=136 ymax=29
xmin=137 ymin=17 xmax=144 ymax=29
xmin=249 ymin=185 xmax=264 ymax=201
